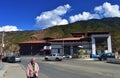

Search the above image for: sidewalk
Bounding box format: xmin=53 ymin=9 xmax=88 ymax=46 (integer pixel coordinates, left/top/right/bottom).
xmin=0 ymin=62 xmax=9 ymax=78
xmin=0 ymin=62 xmax=48 ymax=78
xmin=0 ymin=61 xmax=3 ymax=70
xmin=4 ymin=63 xmax=26 ymax=78
xmin=0 ymin=62 xmax=26 ymax=78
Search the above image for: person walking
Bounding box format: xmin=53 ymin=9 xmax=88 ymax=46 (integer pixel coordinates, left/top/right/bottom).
xmin=26 ymin=58 xmax=39 ymax=78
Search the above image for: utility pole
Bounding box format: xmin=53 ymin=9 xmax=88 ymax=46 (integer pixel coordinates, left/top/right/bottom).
xmin=1 ymin=31 xmax=5 ymax=54
xmin=62 ymin=40 xmax=64 ymax=55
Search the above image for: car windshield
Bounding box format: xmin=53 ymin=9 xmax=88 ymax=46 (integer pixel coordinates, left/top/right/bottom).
xmin=15 ymin=56 xmax=20 ymax=58
xmin=52 ymin=54 xmax=56 ymax=56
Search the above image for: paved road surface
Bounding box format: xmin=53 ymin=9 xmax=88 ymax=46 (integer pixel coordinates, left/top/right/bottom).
xmin=21 ymin=57 xmax=120 ymax=78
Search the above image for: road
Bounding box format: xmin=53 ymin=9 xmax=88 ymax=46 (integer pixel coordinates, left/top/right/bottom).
xmin=21 ymin=57 xmax=120 ymax=78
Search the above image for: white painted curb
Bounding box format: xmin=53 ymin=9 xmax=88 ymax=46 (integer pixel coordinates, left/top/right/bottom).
xmin=107 ymin=58 xmax=120 ymax=64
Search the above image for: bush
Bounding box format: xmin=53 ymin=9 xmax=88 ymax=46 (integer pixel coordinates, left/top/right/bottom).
xmin=72 ymin=54 xmax=79 ymax=58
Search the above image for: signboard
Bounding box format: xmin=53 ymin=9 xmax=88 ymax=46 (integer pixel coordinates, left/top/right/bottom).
xmin=43 ymin=46 xmax=52 ymax=50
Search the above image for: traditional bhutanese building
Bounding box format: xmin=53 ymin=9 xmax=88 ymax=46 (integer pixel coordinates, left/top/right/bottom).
xmin=17 ymin=31 xmax=112 ymax=58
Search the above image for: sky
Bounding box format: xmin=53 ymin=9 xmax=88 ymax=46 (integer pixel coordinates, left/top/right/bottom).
xmin=0 ymin=0 xmax=120 ymax=31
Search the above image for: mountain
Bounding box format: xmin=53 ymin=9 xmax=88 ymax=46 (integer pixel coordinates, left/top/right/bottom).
xmin=0 ymin=17 xmax=120 ymax=53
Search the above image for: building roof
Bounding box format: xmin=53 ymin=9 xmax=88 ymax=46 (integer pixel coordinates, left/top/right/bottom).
xmin=17 ymin=37 xmax=86 ymax=44
xmin=17 ymin=40 xmax=46 ymax=44
xmin=50 ymin=37 xmax=83 ymax=42
xmin=17 ymin=31 xmax=110 ymax=44
xmin=42 ymin=37 xmax=54 ymax=40
xmin=71 ymin=32 xmax=86 ymax=37
xmin=87 ymin=31 xmax=109 ymax=36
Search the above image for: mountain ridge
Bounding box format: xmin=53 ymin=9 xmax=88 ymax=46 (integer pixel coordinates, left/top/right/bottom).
xmin=0 ymin=17 xmax=120 ymax=53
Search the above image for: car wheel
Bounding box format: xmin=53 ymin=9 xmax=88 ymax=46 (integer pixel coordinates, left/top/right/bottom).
xmin=59 ymin=59 xmax=62 ymax=61
xmin=99 ymin=58 xmax=101 ymax=61
xmin=55 ymin=58 xmax=59 ymax=61
xmin=101 ymin=58 xmax=105 ymax=61
xmin=45 ymin=58 xmax=48 ymax=61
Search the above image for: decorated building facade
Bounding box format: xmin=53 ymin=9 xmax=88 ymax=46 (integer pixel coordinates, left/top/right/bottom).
xmin=18 ymin=31 xmax=112 ymax=58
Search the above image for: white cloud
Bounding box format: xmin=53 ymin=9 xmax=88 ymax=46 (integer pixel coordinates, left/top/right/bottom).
xmin=35 ymin=2 xmax=120 ymax=26
xmin=69 ymin=2 xmax=120 ymax=23
xmin=0 ymin=25 xmax=22 ymax=32
xmin=35 ymin=4 xmax=71 ymax=29
xmin=94 ymin=2 xmax=120 ymax=18
xmin=69 ymin=12 xmax=100 ymax=23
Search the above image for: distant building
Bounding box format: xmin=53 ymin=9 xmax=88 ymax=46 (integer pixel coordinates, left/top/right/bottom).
xmin=17 ymin=40 xmax=46 ymax=55
xmin=17 ymin=31 xmax=112 ymax=58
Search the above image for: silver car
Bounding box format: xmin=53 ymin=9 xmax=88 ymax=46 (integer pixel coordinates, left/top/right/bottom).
xmin=45 ymin=53 xmax=63 ymax=61
xmin=8 ymin=56 xmax=21 ymax=63
xmin=15 ymin=56 xmax=21 ymax=62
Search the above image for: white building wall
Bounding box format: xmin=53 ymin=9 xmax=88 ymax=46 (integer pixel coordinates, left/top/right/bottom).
xmin=91 ymin=36 xmax=96 ymax=55
xmin=51 ymin=45 xmax=62 ymax=48
xmin=50 ymin=33 xmax=112 ymax=58
xmin=51 ymin=45 xmax=63 ymax=54
xmin=107 ymin=35 xmax=112 ymax=53
xmin=51 ymin=42 xmax=91 ymax=55
xmin=70 ymin=45 xmax=73 ymax=55
xmin=51 ymin=49 xmax=58 ymax=54
xmin=91 ymin=34 xmax=112 ymax=58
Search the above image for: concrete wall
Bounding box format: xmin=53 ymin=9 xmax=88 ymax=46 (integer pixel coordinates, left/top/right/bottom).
xmin=91 ymin=34 xmax=112 ymax=58
xmin=107 ymin=58 xmax=120 ymax=64
xmin=51 ymin=45 xmax=63 ymax=54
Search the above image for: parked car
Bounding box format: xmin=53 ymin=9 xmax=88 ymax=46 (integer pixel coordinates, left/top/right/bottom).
xmin=2 ymin=56 xmax=9 ymax=62
xmin=44 ymin=53 xmax=63 ymax=61
xmin=0 ymin=54 xmax=2 ymax=60
xmin=98 ymin=53 xmax=115 ymax=61
xmin=8 ymin=56 xmax=21 ymax=63
xmin=2 ymin=55 xmax=21 ymax=63
xmin=15 ymin=56 xmax=21 ymax=62
xmin=63 ymin=55 xmax=72 ymax=59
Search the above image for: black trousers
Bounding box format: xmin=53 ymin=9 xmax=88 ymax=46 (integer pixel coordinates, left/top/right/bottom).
xmin=30 ymin=77 xmax=38 ymax=78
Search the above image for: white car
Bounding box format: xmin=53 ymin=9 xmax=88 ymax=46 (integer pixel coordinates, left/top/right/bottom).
xmin=65 ymin=55 xmax=72 ymax=59
xmin=7 ymin=56 xmax=21 ymax=63
xmin=62 ymin=55 xmax=72 ymax=59
xmin=44 ymin=54 xmax=63 ymax=61
xmin=15 ymin=56 xmax=21 ymax=62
